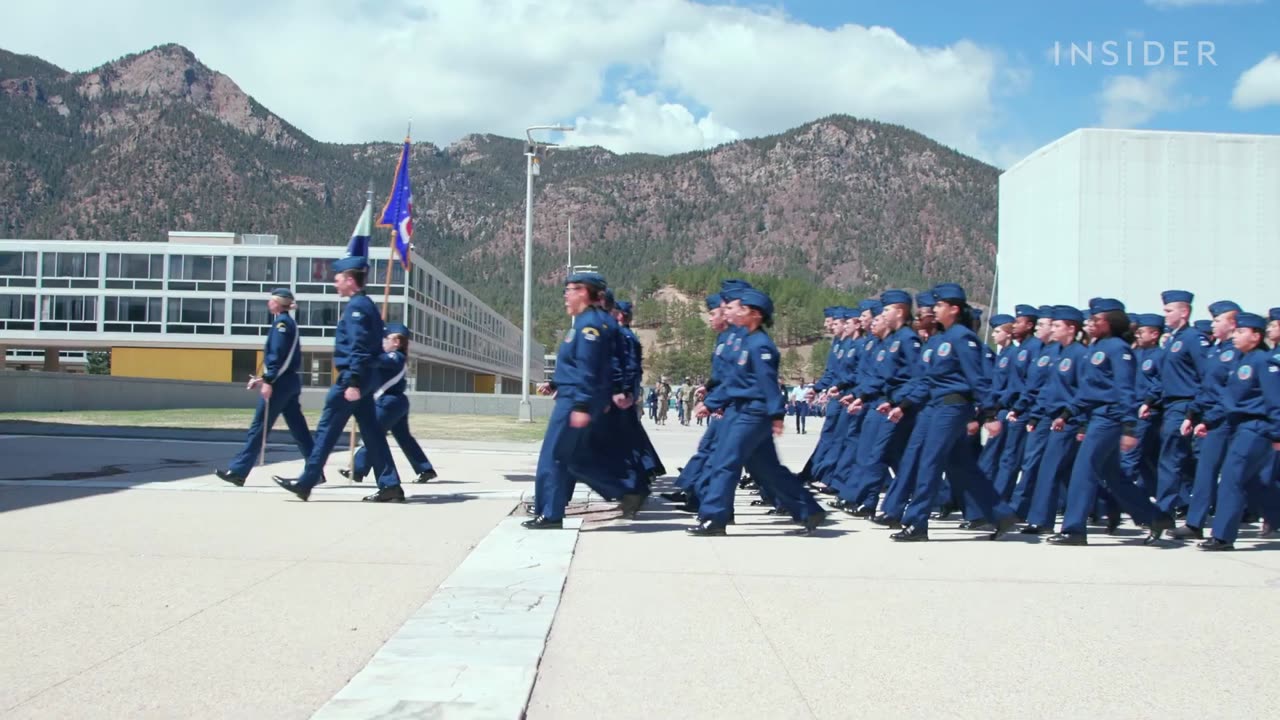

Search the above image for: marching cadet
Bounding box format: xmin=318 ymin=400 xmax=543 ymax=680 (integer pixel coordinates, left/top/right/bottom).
xmin=665 ymin=291 xmax=730 ymax=507
xmin=272 ymin=253 xmax=404 ymax=501
xmin=1170 ymin=300 xmax=1241 ymax=539
xmin=978 ymin=313 xmax=1016 ymax=495
xmin=340 ymin=322 xmax=438 ymax=486
xmin=690 ymin=288 xmax=825 ymax=535
xmin=1123 ymin=313 xmax=1165 ymax=496
xmin=1199 ymin=312 xmax=1280 ymax=550
xmin=1049 ymin=299 xmax=1173 ymax=546
xmin=1142 ymin=290 xmax=1211 ymax=519
xmin=524 ymin=271 xmax=622 ymax=529
xmin=991 ymin=304 xmax=1042 ymax=501
xmin=807 ymin=306 xmax=862 ymax=489
xmin=604 ymin=297 xmax=664 ymax=517
xmin=216 ymin=288 xmax=314 ymax=486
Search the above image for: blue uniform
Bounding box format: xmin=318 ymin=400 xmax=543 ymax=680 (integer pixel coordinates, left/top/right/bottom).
xmin=533 ymin=307 xmax=626 ymax=521
xmin=296 ymin=292 xmax=401 ymax=490
xmin=1151 ymin=324 xmax=1212 ymax=513
xmin=838 ymin=328 xmax=921 ymax=508
xmin=679 ymin=327 xmax=743 ymax=498
xmin=228 ymin=312 xmax=314 ymax=477
xmin=1023 ymin=342 xmax=1086 ymax=528
xmin=1208 ymin=348 xmax=1280 ymax=544
xmin=1183 ymin=341 xmax=1237 ymax=529
xmin=1058 ymin=337 xmax=1162 ymax=535
xmin=351 ymin=350 xmax=436 ymax=480
xmin=1122 ymin=344 xmax=1163 ymax=495
xmin=978 ymin=343 xmax=1017 ymax=497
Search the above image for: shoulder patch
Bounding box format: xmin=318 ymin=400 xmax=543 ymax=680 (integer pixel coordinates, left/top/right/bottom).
xmin=1017 ymin=349 xmax=1028 ymax=362
xmin=998 ymin=356 xmax=1010 ymax=368
xmin=276 ymin=322 xmax=287 ymax=331
xmin=967 ymin=340 xmax=978 ymax=348
xmin=582 ymin=326 xmax=600 ymax=341
xmin=1237 ymin=365 xmax=1253 ymax=381
xmin=1059 ymin=358 xmax=1073 ymax=372
xmin=1090 ymin=351 xmax=1105 ymax=366
xmin=761 ymin=351 xmax=772 ymax=360
xmin=352 ymin=310 xmax=363 ymax=318
xmin=1220 ymin=349 xmax=1235 ymax=362
xmin=1170 ymin=340 xmax=1182 ymax=353
xmin=889 ymin=340 xmax=900 ymax=353
xmin=937 ymin=342 xmax=952 ymax=357
xmin=923 ymin=349 xmax=934 ymax=363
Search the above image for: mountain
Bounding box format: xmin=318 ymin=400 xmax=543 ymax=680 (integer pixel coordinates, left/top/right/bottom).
xmin=0 ymin=44 xmax=999 ymax=348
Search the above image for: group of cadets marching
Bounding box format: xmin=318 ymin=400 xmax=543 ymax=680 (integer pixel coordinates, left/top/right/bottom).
xmin=214 ymin=250 xmax=436 ymax=502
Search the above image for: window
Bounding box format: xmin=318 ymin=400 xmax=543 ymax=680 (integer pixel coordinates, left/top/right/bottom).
xmin=166 ymin=298 xmax=224 ymax=325
xmin=0 ymin=294 xmax=35 ymax=319
xmin=42 ymin=295 xmax=96 ymax=321
xmin=106 ymin=253 xmax=164 ymax=279
xmin=233 ymin=256 xmax=291 ymax=282
xmin=296 ymin=300 xmax=339 ymax=328
xmin=231 ymin=298 xmax=272 ymax=326
xmin=0 ymin=252 xmax=37 ymax=277
xmin=105 ymin=296 xmax=161 ymax=322
xmin=370 ymin=259 xmax=406 ymax=285
xmin=168 ymin=254 xmax=227 ymax=281
xmin=297 ymin=257 xmax=332 ymax=283
xmin=42 ymin=252 xmax=99 ymax=278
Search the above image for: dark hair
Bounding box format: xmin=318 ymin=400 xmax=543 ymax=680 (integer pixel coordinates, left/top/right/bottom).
xmin=585 ymin=286 xmax=604 ymax=302
xmin=388 ymin=333 xmax=409 ymax=353
xmin=343 ymin=270 xmax=367 ymax=288
xmin=1101 ymin=310 xmax=1130 ymax=339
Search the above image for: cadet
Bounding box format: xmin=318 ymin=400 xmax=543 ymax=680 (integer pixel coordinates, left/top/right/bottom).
xmin=1123 ymin=313 xmax=1165 ymax=496
xmin=341 ymin=322 xmax=438 ymax=486
xmin=216 ymin=288 xmax=314 ymax=486
xmin=1201 ymin=312 xmax=1280 ymax=550
xmin=272 ymin=253 xmax=403 ymax=502
xmin=978 ymin=313 xmax=1017 ymax=496
xmin=524 ymin=272 xmax=620 ymax=529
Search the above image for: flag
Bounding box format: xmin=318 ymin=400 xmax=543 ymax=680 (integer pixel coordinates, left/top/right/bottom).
xmin=347 ymin=194 xmax=373 ymax=259
xmin=378 ymin=139 xmax=413 ymax=268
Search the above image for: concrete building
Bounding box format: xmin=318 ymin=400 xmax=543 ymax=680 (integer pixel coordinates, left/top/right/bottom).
xmin=997 ymin=128 xmax=1280 ymax=317
xmin=0 ymin=235 xmax=543 ymax=393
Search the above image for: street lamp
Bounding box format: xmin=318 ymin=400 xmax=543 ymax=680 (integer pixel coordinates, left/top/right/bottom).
xmin=519 ymin=124 xmax=574 ymax=422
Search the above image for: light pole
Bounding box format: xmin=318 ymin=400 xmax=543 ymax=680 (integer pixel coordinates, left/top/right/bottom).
xmin=519 ymin=124 xmax=574 ymax=422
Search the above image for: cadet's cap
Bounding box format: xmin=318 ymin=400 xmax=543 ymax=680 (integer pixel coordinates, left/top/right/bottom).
xmin=841 ymin=307 xmax=859 ymax=320
xmin=1037 ymin=305 xmax=1054 ymax=318
xmin=989 ymin=313 xmax=1015 ymax=328
xmin=1208 ymin=300 xmax=1241 ymax=317
xmin=705 ymin=293 xmax=722 ymax=311
xmin=1236 ymin=312 xmax=1266 ymax=331
xmin=270 ymin=288 xmax=294 ymax=301
xmin=1193 ymin=320 xmax=1212 ymax=334
xmin=931 ymin=283 xmax=967 ymax=304
xmin=915 ymin=291 xmax=936 ymax=308
xmin=738 ymin=288 xmax=774 ymax=322
xmin=721 ymin=287 xmax=746 ymax=302
xmin=971 ymin=308 xmax=984 ymax=323
xmin=822 ymin=306 xmax=836 ymax=318
xmin=1270 ymin=307 xmax=1280 ymax=323
xmin=1014 ymin=304 xmax=1039 ymax=319
xmin=1161 ymin=289 xmax=1193 ymax=305
xmin=1090 ymin=298 xmax=1125 ymax=314
xmin=1051 ymin=305 xmax=1084 ymax=323
xmin=603 ymin=288 xmax=616 ymax=305
xmin=880 ymin=289 xmax=912 ymax=307
xmin=720 ymin=278 xmax=752 ymax=293
xmin=384 ymin=322 xmax=409 ymax=337
xmin=866 ymin=300 xmax=883 ymax=317
xmin=1136 ymin=313 xmax=1164 ymax=329
xmin=333 ymin=255 xmax=368 ymax=273
xmin=615 ymin=300 xmax=633 ymax=315
xmin=566 ymin=271 xmax=607 ymax=290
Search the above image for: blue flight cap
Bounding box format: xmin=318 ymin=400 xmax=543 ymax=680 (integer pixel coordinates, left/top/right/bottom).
xmin=1193 ymin=320 xmax=1212 ymax=334
xmin=1161 ymin=289 xmax=1194 ymax=305
xmin=1136 ymin=313 xmax=1163 ymax=329
xmin=867 ymin=300 xmax=883 ymax=317
xmin=1270 ymin=307 xmax=1280 ymax=322
xmin=932 ymin=283 xmax=967 ymax=304
xmin=270 ymin=288 xmax=294 ymax=301
xmin=1236 ymin=312 xmax=1266 ymax=331
xmin=989 ymin=313 xmax=1015 ymax=328
xmin=915 ymin=291 xmax=936 ymax=308
xmin=705 ymin=293 xmax=722 ymax=311
xmin=603 ymin=288 xmax=616 ymax=305
xmin=720 ymin=278 xmax=752 ymax=293
xmin=384 ymin=322 xmax=409 ymax=337
xmin=721 ymin=287 xmax=746 ymax=303
xmin=333 ymin=254 xmax=368 ymax=273
xmin=615 ymin=300 xmax=633 ymax=315
xmin=842 ymin=307 xmax=859 ymax=320
xmin=1208 ymin=300 xmax=1241 ymax=317
xmin=1090 ymin=298 xmax=1125 ymax=314
xmin=1037 ymin=305 xmax=1054 ymax=318
xmin=880 ymin=289 xmax=913 ymax=307
xmin=1051 ymin=305 xmax=1084 ymax=323
xmin=1014 ymin=304 xmax=1039 ymax=319
xmin=738 ymin=288 xmax=773 ymax=322
xmin=566 ymin=271 xmax=607 ymax=290
xmin=822 ymin=306 xmax=836 ymax=318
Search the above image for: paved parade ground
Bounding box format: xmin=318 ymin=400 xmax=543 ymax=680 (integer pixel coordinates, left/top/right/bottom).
xmin=2 ymin=417 xmax=1280 ymax=719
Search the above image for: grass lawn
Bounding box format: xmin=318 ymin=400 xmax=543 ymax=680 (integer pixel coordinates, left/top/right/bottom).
xmin=0 ymin=408 xmax=548 ymax=443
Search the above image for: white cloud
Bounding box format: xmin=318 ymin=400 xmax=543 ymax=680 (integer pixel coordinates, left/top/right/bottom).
xmin=1231 ymin=53 xmax=1280 ymax=109
xmin=1097 ymin=69 xmax=1191 ymax=127
xmin=1144 ymin=0 xmax=1262 ymax=7
xmin=0 ymin=0 xmax=1013 ymax=161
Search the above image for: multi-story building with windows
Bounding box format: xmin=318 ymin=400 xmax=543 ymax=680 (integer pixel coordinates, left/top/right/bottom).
xmin=0 ymin=233 xmax=542 ymax=394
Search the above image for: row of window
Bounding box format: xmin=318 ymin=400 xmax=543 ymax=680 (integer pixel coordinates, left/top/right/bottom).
xmin=0 ymin=251 xmax=414 ymax=284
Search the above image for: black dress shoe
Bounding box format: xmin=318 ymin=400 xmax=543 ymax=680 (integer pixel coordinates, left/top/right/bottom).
xmin=338 ymin=468 xmax=363 ymax=483
xmin=750 ymin=499 xmax=769 ymax=506
xmin=415 ymin=469 xmax=438 ymax=483
xmin=1020 ymin=524 xmax=1051 ymax=535
xmin=362 ymin=486 xmax=407 ymax=503
xmin=619 ymin=493 xmax=647 ymax=519
xmin=871 ymin=514 xmax=902 ymax=529
xmin=272 ymin=476 xmax=311 ymax=501
xmin=765 ymin=507 xmax=788 ymax=515
xmin=522 ymin=515 xmax=564 ymax=529
xmin=1168 ymin=524 xmax=1203 ymax=540
xmin=1106 ymin=516 xmax=1122 ymax=535
xmin=675 ymin=502 xmax=700 ymax=513
xmin=1047 ymin=532 xmax=1088 ymax=546
xmin=686 ymin=520 xmax=727 ymax=536
xmin=1144 ymin=514 xmax=1176 ymax=545
xmin=791 ymin=511 xmax=828 ymax=536
xmin=890 ymin=526 xmax=928 ymax=542
xmin=932 ymin=504 xmax=956 ymax=521
xmin=850 ymin=505 xmax=876 ymax=518
xmin=988 ymin=515 xmax=1018 ymax=540
xmin=215 ymin=469 xmax=246 ymax=487
xmin=1259 ymin=522 xmax=1275 ymax=538
xmin=960 ymin=519 xmax=994 ymax=531
xmin=660 ymin=491 xmax=688 ymax=503
xmin=1198 ymin=537 xmax=1234 ymax=551
xmin=827 ymin=499 xmax=849 ymax=510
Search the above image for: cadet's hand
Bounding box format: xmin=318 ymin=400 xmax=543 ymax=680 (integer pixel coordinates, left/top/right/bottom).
xmin=569 ymin=410 xmax=590 ymax=428
xmin=966 ymin=421 xmax=980 ymax=436
xmin=1120 ymin=435 xmax=1138 ymax=452
xmin=694 ymin=403 xmax=710 ymax=419
xmin=696 ymin=386 xmax=707 ymax=400
xmin=1180 ymin=418 xmax=1193 ymax=436
xmin=1194 ymin=423 xmax=1208 ymax=439
xmin=246 ymin=376 xmax=262 ymax=390
xmin=1005 ymin=410 xmax=1018 ymax=423
xmin=850 ymin=398 xmax=864 ymax=413
xmin=827 ymin=387 xmax=840 ymax=399
xmin=1050 ymin=418 xmax=1066 ymax=432
xmin=772 ymin=419 xmax=784 ymax=437
xmin=537 ymin=382 xmax=554 ymax=396
xmin=804 ymin=389 xmax=816 ymax=402
xmin=1076 ymin=433 xmax=1085 ymax=442
xmin=613 ymin=393 xmax=633 ymax=409
xmin=839 ymin=394 xmax=854 ymax=406
xmin=344 ymin=386 xmax=361 ymax=402
xmin=1138 ymin=404 xmax=1151 ymax=420
xmin=876 ymin=402 xmax=892 ymax=415
xmin=887 ymin=407 xmax=905 ymax=424
xmin=260 ymin=383 xmax=273 ymax=400
xmin=983 ymin=420 xmax=1002 ymax=438
xmin=1273 ymin=442 xmax=1280 ymax=451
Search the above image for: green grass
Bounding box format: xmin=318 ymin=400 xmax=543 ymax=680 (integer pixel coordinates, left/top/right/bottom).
xmin=0 ymin=408 xmax=548 ymax=443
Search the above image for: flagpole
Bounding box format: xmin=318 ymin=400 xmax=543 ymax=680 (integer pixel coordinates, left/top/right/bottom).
xmin=382 ymin=230 xmax=395 ymax=320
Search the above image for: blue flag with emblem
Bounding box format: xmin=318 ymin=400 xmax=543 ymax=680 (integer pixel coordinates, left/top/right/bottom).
xmin=378 ymin=138 xmax=414 ymax=269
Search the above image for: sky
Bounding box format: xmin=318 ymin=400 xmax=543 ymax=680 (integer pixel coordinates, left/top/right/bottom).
xmin=1 ymin=0 xmax=1277 ymax=168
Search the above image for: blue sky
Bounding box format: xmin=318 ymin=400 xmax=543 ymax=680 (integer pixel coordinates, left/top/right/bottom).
xmin=1 ymin=0 xmax=1277 ymax=167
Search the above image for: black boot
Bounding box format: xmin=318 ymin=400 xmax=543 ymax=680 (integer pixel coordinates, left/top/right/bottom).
xmin=415 ymin=469 xmax=438 ymax=483
xmin=686 ymin=519 xmax=727 ymax=536
xmin=890 ymin=525 xmax=928 ymax=542
xmin=215 ymin=469 xmax=246 ymax=487
xmin=361 ymin=485 xmax=406 ymax=503
xmin=272 ymin=476 xmax=311 ymax=501
xmin=522 ymin=515 xmax=564 ymax=529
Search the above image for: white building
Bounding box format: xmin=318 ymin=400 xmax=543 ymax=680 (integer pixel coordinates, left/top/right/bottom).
xmin=997 ymin=128 xmax=1280 ymax=317
xmin=0 ymin=236 xmax=543 ymax=393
